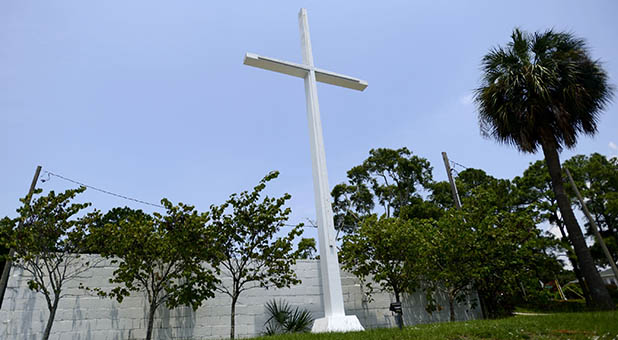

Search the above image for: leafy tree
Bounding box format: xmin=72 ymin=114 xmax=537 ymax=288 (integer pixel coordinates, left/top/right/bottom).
xmin=430 ymin=168 xmax=516 ymax=214
xmin=339 ymin=215 xmax=422 ymax=325
xmin=474 ymin=210 xmax=561 ymax=318
xmin=458 ymin=182 xmax=561 ymax=318
xmin=428 ymin=181 xmax=455 ymax=210
xmin=475 ymin=28 xmax=614 ymax=309
xmin=89 ymin=202 xmax=220 ymax=340
xmin=429 ymin=170 xmax=563 ymax=317
xmin=209 ymin=171 xmax=306 ymax=340
xmin=296 ymin=238 xmax=317 ymax=260
xmin=419 ymin=213 xmax=479 ymax=322
xmin=564 ymin=153 xmax=618 ymax=266
xmin=461 ymin=169 xmax=523 ymax=213
xmin=0 ymin=187 xmax=97 ymax=340
xmin=332 ymin=147 xmax=435 ymax=236
xmin=513 ymin=160 xmax=592 ymax=304
xmin=83 ymin=206 xmax=148 ymax=253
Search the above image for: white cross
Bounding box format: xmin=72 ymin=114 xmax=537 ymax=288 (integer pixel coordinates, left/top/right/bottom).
xmin=244 ymin=9 xmax=366 ymax=333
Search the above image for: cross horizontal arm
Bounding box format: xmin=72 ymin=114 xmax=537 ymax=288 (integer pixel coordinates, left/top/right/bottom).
xmin=244 ymin=53 xmax=309 ymax=78
xmin=314 ymin=68 xmax=367 ymax=91
xmin=244 ymin=53 xmax=368 ymax=91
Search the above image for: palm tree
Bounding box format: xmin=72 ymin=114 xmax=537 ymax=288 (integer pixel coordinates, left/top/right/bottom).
xmin=475 ymin=28 xmax=614 ymax=309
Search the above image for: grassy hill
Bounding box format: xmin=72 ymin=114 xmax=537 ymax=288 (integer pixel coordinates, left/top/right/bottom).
xmin=251 ymin=311 xmax=617 ymax=340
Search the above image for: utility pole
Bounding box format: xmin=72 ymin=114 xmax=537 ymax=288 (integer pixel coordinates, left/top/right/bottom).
xmin=0 ymin=165 xmax=42 ymax=309
xmin=565 ymin=168 xmax=618 ymax=284
xmin=442 ymin=152 xmax=462 ymax=209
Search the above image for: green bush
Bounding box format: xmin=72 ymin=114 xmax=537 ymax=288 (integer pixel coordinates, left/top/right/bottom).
xmin=263 ymin=300 xmax=314 ymax=335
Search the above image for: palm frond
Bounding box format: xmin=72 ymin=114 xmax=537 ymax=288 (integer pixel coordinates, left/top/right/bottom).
xmin=263 ymin=299 xmax=313 ymax=335
xmin=475 ymin=28 xmax=613 ymax=153
xmin=283 ymin=307 xmax=314 ymax=333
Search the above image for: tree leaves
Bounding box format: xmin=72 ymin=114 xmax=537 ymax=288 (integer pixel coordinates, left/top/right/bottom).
xmin=0 ymin=187 xmax=99 ymax=340
xmin=340 ymin=215 xmax=424 ymax=305
xmin=208 ymin=171 xmax=304 ymax=339
xmin=475 ymin=28 xmax=612 ymax=152
xmin=332 ymin=147 xmax=434 ymax=236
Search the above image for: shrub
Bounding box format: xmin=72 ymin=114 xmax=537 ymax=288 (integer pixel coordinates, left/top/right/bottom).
xmin=263 ymin=299 xmax=313 ymax=335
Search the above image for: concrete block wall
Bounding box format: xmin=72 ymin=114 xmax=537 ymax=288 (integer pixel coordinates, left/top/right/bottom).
xmin=0 ymin=256 xmax=481 ymax=339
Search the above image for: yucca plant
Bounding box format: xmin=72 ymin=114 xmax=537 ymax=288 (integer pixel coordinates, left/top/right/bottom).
xmin=263 ymin=299 xmax=314 ymax=335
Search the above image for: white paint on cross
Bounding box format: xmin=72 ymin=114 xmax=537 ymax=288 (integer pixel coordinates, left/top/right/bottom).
xmin=243 ymin=8 xmax=366 ymax=333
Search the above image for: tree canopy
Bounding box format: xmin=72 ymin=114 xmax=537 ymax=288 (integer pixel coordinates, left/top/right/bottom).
xmin=0 ymin=187 xmax=97 ymax=340
xmin=88 ymin=201 xmax=220 ymax=340
xmin=209 ymin=171 xmax=307 ymax=340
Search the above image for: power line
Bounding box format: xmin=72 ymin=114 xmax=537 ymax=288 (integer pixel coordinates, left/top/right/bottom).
xmin=449 ymin=159 xmax=470 ymax=177
xmin=450 ymin=159 xmax=469 ymax=171
xmin=41 ymin=170 xmax=326 ymax=227
xmin=42 ymin=170 xmax=164 ymax=209
xmin=283 ymin=223 xmax=318 ymax=229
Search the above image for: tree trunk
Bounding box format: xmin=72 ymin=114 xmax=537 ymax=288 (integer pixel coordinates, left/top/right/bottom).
xmin=394 ymin=289 xmax=403 ymax=329
xmin=146 ymin=302 xmax=157 ymax=340
xmin=230 ymin=296 xmax=237 ymax=340
xmin=42 ymin=296 xmax=60 ymax=340
xmin=541 ymin=142 xmax=614 ymax=310
xmin=557 ymin=222 xmax=592 ymax=305
xmin=448 ymin=293 xmax=455 ymax=322
xmin=477 ymin=291 xmax=488 ymax=319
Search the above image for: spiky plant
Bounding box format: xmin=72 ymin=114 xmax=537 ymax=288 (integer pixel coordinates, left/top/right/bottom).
xmin=475 ymin=28 xmax=614 ymax=309
xmin=263 ymin=299 xmax=313 ymax=335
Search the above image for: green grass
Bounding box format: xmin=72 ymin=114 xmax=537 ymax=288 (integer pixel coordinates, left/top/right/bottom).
xmin=515 ymin=299 xmax=592 ymax=314
xmin=251 ymin=311 xmax=618 ymax=340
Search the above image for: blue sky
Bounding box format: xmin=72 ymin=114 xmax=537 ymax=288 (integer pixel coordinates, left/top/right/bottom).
xmin=2 ymin=1 xmax=617 ymax=242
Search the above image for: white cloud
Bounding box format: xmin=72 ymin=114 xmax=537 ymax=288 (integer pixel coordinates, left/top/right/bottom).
xmin=609 ymin=141 xmax=617 ymax=150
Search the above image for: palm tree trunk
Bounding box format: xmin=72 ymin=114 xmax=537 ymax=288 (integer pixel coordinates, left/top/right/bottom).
xmin=541 ymin=142 xmax=614 ymax=310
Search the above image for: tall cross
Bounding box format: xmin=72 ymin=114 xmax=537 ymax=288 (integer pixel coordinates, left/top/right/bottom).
xmin=244 ymin=9 xmax=366 ymax=333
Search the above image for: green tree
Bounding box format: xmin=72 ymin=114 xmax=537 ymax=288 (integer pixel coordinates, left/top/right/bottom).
xmin=431 ymin=170 xmax=562 ymax=317
xmin=475 ymin=28 xmax=614 ymax=309
xmin=209 ymin=171 xmax=306 ymax=340
xmin=339 ymin=215 xmax=422 ymax=325
xmin=459 ymin=182 xmax=561 ymax=318
xmin=83 ymin=206 xmax=149 ymax=253
xmin=514 ymin=160 xmax=592 ymax=304
xmin=0 ymin=187 xmax=96 ymax=340
xmin=419 ymin=213 xmax=479 ymax=322
xmin=428 ymin=181 xmax=455 ymax=210
xmin=564 ymin=153 xmax=618 ymax=266
xmin=89 ymin=202 xmax=220 ymax=340
xmin=332 ymin=147 xmax=436 ymax=236
xmin=296 ymin=238 xmax=317 ymax=260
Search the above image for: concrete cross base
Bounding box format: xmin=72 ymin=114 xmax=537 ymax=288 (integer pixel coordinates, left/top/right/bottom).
xmin=311 ymin=315 xmax=365 ymax=333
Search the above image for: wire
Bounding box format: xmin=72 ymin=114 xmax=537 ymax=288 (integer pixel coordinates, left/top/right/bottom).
xmin=42 ymin=170 xmax=164 ymax=209
xmin=450 ymin=160 xmax=469 ymax=170
xmin=41 ymin=170 xmax=327 ymax=225
xmin=449 ymin=159 xmax=470 ymax=177
xmin=283 ymin=223 xmax=318 ymax=229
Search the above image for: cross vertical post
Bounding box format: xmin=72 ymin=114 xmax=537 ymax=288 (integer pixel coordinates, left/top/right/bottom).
xmin=243 ymin=8 xmax=366 ymax=333
xmin=298 ymin=8 xmax=345 ymax=319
